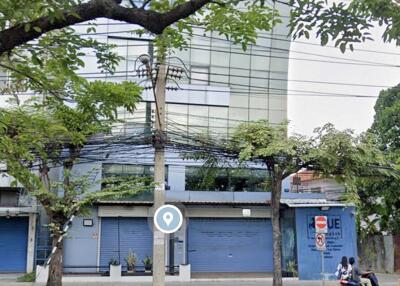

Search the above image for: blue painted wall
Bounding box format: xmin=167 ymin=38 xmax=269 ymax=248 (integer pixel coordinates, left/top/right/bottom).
xmin=63 ymin=208 xmax=99 ymax=273
xmin=295 ymin=207 xmax=357 ymax=280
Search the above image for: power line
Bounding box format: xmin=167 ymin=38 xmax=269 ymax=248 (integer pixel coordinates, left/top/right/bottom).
xmin=75 ymin=30 xmax=400 ymax=69
xmin=75 ymin=21 xmax=400 ymax=57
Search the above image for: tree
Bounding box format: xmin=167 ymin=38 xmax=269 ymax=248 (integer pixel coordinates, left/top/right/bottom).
xmin=356 ymin=84 xmax=400 ymax=235
xmin=0 ymin=0 xmax=399 ymax=59
xmin=0 ymin=42 xmax=149 ymax=285
xmin=0 ymin=1 xmax=392 ymax=285
xmin=289 ymin=0 xmax=400 ymax=52
xmin=0 ymin=0 xmax=279 ymax=58
xmin=212 ymin=120 xmax=384 ymax=286
xmin=0 ymin=1 xmax=282 ymax=285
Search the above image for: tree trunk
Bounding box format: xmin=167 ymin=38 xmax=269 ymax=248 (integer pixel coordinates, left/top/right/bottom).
xmin=47 ymin=234 xmax=63 ymax=286
xmin=271 ymin=174 xmax=283 ymax=286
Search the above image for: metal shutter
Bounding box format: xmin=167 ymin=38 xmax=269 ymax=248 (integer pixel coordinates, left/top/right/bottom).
xmin=0 ymin=217 xmax=28 ymax=272
xmin=188 ymin=218 xmax=273 ymax=272
xmin=99 ymin=218 xmax=153 ymax=270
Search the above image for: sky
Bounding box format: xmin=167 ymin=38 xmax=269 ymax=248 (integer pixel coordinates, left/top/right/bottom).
xmin=287 ymin=26 xmax=400 ymax=136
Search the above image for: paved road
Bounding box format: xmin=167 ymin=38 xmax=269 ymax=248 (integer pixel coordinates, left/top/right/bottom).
xmin=0 ymin=274 xmax=398 ymax=286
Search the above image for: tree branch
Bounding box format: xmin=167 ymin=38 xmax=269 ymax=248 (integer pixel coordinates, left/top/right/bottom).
xmin=0 ymin=0 xmax=215 ymax=56
xmin=161 ymin=0 xmax=213 ymax=28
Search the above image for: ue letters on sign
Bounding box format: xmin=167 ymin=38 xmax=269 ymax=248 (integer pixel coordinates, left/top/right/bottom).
xmin=315 ymin=233 xmax=326 ymax=251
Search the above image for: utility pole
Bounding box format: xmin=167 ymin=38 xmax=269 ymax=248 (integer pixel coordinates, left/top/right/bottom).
xmin=137 ymin=53 xmax=184 ymax=286
xmin=152 ymin=62 xmax=167 ymax=286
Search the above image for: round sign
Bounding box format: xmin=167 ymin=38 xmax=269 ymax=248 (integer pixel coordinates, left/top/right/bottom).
xmin=316 ymin=233 xmax=325 ymax=246
xmin=154 ymin=205 xmax=183 ymax=234
xmin=316 ymin=216 xmax=327 ymax=229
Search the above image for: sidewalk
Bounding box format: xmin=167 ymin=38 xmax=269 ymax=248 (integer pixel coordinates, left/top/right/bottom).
xmin=0 ymin=273 xmax=398 ymax=286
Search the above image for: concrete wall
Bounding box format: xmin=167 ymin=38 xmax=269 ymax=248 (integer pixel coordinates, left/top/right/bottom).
xmin=185 ymin=206 xmax=271 ymax=218
xmin=295 ymin=207 xmax=357 ymax=280
xmin=98 ymin=205 xmax=151 ymax=217
xmin=358 ymin=235 xmax=394 ymax=273
xmin=63 ymin=208 xmax=99 ymax=273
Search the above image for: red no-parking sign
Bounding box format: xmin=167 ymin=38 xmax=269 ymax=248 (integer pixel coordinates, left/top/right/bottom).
xmin=315 ymin=216 xmax=328 ymax=234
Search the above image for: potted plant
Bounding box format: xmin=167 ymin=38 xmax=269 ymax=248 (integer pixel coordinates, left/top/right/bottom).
xmin=287 ymin=260 xmax=298 ymax=277
xmin=109 ymin=258 xmax=121 ymax=278
xmin=124 ymin=250 xmax=137 ymax=273
xmin=142 ymin=256 xmax=153 ymax=272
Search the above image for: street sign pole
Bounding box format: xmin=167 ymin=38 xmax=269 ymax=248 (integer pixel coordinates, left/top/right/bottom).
xmin=315 ymin=233 xmax=326 ymax=284
xmin=315 ymin=216 xmax=328 ymax=286
xmin=321 ymin=251 xmax=325 ymax=286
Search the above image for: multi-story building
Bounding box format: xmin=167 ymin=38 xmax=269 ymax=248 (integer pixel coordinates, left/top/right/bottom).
xmin=0 ymin=2 xmax=357 ymax=280
xmin=57 ymin=0 xmax=295 ymax=275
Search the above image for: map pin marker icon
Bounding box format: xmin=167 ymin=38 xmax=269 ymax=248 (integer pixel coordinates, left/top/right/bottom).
xmin=163 ymin=212 xmax=173 ymax=226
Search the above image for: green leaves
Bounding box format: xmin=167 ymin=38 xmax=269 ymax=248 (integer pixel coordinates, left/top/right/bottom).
xmin=0 ymin=0 xmax=77 ymax=31
xmin=202 ymin=2 xmax=280 ymax=51
xmin=81 ymin=176 xmax=153 ymax=206
xmin=136 ymin=0 xmax=280 ymax=54
xmin=231 ymin=120 xmax=307 ymax=168
xmin=231 ymin=120 xmax=388 ymax=201
xmin=371 ymin=84 xmax=400 ymax=151
xmin=289 ymin=0 xmax=374 ymax=53
xmin=359 ymin=83 xmax=400 ymax=235
xmin=0 ymin=42 xmax=143 ymax=231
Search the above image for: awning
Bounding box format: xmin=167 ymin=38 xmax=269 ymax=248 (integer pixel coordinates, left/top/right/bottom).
xmin=281 ymin=198 xmax=349 ymax=208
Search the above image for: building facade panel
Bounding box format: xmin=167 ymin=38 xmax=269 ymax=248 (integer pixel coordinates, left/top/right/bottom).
xmin=295 ymin=207 xmax=357 ymax=280
xmin=63 ymin=209 xmax=99 ymax=273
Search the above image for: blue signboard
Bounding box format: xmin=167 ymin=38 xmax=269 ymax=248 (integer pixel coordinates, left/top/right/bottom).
xmin=295 ymin=207 xmax=357 ymax=280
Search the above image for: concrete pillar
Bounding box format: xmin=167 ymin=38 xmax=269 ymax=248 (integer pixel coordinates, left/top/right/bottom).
xmin=109 ymin=264 xmax=122 ymax=280
xmin=167 ymin=165 xmax=186 ymax=191
xmin=27 ymin=214 xmax=37 ymax=273
xmin=180 ymin=218 xmax=188 ymax=265
xmin=36 ymin=265 xmax=49 ymax=282
xmin=179 ymin=264 xmax=191 ymax=281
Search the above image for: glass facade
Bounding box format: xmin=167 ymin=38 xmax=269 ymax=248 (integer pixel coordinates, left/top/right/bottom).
xmin=101 ymin=164 xmax=168 ymax=200
xmin=185 ymin=166 xmax=269 ymax=192
xmin=94 ymin=2 xmax=291 ymax=192
xmin=104 ymin=2 xmax=291 ymax=140
xmin=281 ymin=208 xmax=298 ymax=276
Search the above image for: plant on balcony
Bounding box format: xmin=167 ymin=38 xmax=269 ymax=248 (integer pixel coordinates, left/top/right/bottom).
xmin=124 ymin=250 xmax=137 ymax=273
xmin=142 ymin=256 xmax=153 ymax=272
xmin=109 ymin=259 xmax=120 ymax=266
xmin=287 ymin=260 xmax=298 ymax=277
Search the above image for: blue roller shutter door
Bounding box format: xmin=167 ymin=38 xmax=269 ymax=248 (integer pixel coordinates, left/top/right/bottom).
xmin=188 ymin=218 xmax=273 ymax=272
xmin=0 ymin=217 xmax=28 ymax=272
xmin=100 ymin=218 xmax=153 ymax=270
